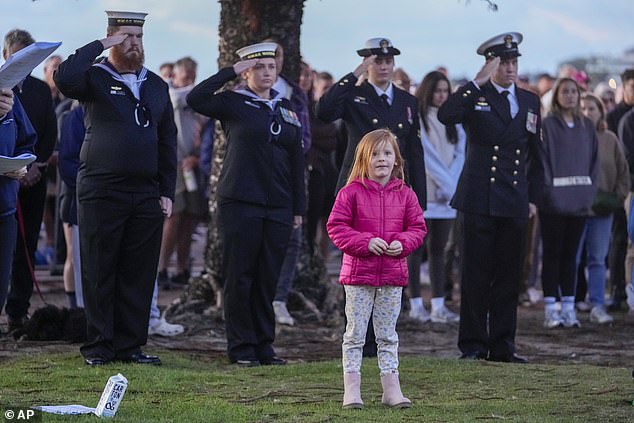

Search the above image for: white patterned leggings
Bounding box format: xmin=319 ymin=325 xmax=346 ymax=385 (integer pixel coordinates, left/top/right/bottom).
xmin=342 ymin=285 xmax=402 ymax=376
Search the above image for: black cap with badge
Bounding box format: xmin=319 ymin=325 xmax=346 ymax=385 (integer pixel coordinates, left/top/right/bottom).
xmin=356 ymin=37 xmax=401 ymax=57
xmin=477 ymin=32 xmax=523 ymax=60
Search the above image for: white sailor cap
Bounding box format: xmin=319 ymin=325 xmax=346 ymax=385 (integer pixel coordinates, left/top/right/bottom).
xmin=356 ymin=37 xmax=401 ymax=57
xmin=476 ymin=32 xmax=523 ymax=59
xmin=106 ymin=10 xmax=148 ymax=27
xmin=235 ymin=42 xmax=278 ymax=60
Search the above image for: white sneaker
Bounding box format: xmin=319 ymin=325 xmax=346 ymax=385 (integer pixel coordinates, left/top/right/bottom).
xmin=430 ymin=306 xmax=460 ymax=323
xmin=560 ymin=309 xmax=581 ymax=328
xmin=575 ymin=301 xmax=592 ymax=312
xmin=273 ymin=301 xmax=295 ymax=326
xmin=527 ymin=287 xmax=543 ymax=304
xmin=148 ymin=317 xmax=185 ymax=336
xmin=589 ymin=306 xmax=614 ymax=324
xmin=626 ymin=284 xmax=634 ymax=311
xmin=408 ymin=304 xmax=431 ymax=323
xmin=543 ymin=309 xmax=563 ymax=329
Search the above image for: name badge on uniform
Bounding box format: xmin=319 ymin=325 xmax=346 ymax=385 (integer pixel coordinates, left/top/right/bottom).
xmin=109 ymin=85 xmax=125 ymax=96
xmin=474 ymin=97 xmax=490 ymax=111
xmin=1 ymin=118 xmax=14 ymax=125
xmin=526 ymin=110 xmax=538 ymax=134
xmin=280 ymin=107 xmax=301 ymax=127
xmin=353 ymin=96 xmax=368 ymax=104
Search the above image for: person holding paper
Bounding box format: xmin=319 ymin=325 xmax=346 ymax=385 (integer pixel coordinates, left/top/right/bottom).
xmin=3 ymin=29 xmax=58 ymax=333
xmin=54 ymin=11 xmax=177 ymax=366
xmin=0 ymin=88 xmax=36 ymax=326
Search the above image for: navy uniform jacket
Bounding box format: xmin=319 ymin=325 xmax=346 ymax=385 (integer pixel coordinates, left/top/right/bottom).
xmin=54 ymin=40 xmax=177 ymax=200
xmin=187 ymin=67 xmax=306 ymax=217
xmin=438 ymin=81 xmax=542 ymax=218
xmin=316 ymin=72 xmax=427 ymax=208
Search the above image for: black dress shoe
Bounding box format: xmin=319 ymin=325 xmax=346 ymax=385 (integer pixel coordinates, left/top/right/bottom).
xmin=85 ymin=356 xmax=110 ymax=366
xmin=260 ymin=356 xmax=287 ymax=366
xmin=488 ymin=353 xmax=528 ymax=364
xmin=7 ymin=315 xmax=29 ymax=332
xmin=459 ymin=351 xmax=486 ymax=360
xmin=119 ymin=352 xmax=161 ymax=365
xmin=233 ymin=359 xmax=261 ymax=367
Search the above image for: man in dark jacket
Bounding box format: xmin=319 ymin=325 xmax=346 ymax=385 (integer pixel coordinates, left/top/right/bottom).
xmin=55 ymin=11 xmax=177 ymax=366
xmin=438 ymin=32 xmax=542 ymax=363
xmin=316 ymin=37 xmax=426 ymax=206
xmin=0 ymin=90 xmax=37 ymax=321
xmin=2 ymin=29 xmax=57 ymax=332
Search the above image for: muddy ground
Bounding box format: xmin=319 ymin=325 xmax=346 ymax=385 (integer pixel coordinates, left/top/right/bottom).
xmin=2 ymin=266 xmax=634 ymax=369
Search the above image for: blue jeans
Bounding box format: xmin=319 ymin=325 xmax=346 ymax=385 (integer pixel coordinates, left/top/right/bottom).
xmin=275 ymin=226 xmax=302 ymax=303
xmin=580 ymin=215 xmax=613 ymax=306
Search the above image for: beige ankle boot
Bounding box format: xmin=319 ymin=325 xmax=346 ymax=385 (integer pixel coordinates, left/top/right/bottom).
xmin=380 ymin=372 xmax=412 ymax=408
xmin=342 ymin=372 xmax=363 ymax=409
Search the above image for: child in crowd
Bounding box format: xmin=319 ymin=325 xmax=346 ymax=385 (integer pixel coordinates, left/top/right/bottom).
xmin=327 ymin=129 xmax=426 ymax=409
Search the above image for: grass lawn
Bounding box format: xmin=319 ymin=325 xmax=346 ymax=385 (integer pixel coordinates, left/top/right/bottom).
xmin=0 ymin=350 xmax=633 ymax=422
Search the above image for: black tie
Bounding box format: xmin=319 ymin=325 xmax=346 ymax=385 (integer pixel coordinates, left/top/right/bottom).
xmin=380 ymin=93 xmax=390 ymax=109
xmin=501 ymin=90 xmax=511 ymax=118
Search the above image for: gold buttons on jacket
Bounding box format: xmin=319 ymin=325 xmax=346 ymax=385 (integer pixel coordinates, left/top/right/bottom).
xmin=339 ymin=82 xmax=345 ymax=86
xmin=398 ymin=123 xmax=403 ymax=129
xmin=493 ymin=145 xmax=500 ymax=152
xmin=372 ymin=118 xmax=378 ymax=125
xmin=513 ymin=170 xmax=518 ymax=176
xmin=491 ymin=166 xmax=497 ymax=172
xmin=490 ymin=177 xmax=496 ymax=183
xmin=343 ymin=79 xmax=349 ymax=83
xmin=492 ymin=155 xmax=498 ymax=161
xmin=515 ymin=159 xmax=520 ymax=165
xmin=515 ymin=149 xmax=521 ymax=155
xmin=513 ymin=180 xmax=518 ymax=186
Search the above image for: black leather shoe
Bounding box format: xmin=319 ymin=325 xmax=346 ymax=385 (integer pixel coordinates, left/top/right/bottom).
xmin=119 ymin=352 xmax=161 ymax=365
xmin=260 ymin=356 xmax=287 ymax=366
xmin=85 ymin=356 xmax=110 ymax=366
xmin=488 ymin=353 xmax=528 ymax=364
xmin=7 ymin=315 xmax=29 ymax=332
xmin=233 ymin=359 xmax=261 ymax=367
xmin=459 ymin=351 xmax=486 ymax=360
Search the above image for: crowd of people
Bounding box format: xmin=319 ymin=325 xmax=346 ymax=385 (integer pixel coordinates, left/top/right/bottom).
xmin=2 ymin=9 xmax=634 ymax=410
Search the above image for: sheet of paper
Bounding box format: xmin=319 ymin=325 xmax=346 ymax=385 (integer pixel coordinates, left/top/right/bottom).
xmin=32 ymin=404 xmax=96 ymax=415
xmin=0 ymin=153 xmax=36 ymax=174
xmin=0 ymin=41 xmax=62 ymax=89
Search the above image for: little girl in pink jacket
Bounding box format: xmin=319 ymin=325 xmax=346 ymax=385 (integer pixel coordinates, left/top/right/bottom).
xmin=327 ymin=128 xmax=426 ymax=409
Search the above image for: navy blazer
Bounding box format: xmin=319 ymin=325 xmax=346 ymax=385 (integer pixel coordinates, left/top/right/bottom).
xmin=438 ymin=81 xmax=543 ymax=218
xmin=316 ymin=72 xmax=427 ymax=208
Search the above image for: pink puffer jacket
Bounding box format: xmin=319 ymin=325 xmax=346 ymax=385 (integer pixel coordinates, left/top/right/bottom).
xmin=327 ymin=178 xmax=427 ymax=287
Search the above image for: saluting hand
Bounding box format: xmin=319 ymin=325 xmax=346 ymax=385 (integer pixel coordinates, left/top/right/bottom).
xmin=99 ymin=33 xmax=128 ymax=50
xmin=474 ymin=56 xmax=500 ymax=87
xmin=233 ymin=59 xmax=259 ymax=75
xmin=368 ymin=237 xmax=388 ymax=256
xmin=385 ymin=240 xmax=403 ymax=257
xmin=352 ymin=55 xmax=377 ymax=79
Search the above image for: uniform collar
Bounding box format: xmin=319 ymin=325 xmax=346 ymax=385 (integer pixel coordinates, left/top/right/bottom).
xmin=369 ymin=81 xmax=394 ymax=103
xmin=490 ymin=80 xmax=516 ymax=98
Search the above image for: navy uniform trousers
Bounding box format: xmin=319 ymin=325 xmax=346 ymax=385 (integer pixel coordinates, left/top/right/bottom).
xmin=78 ymin=184 xmax=163 ymax=360
xmin=458 ymin=212 xmax=527 ymax=358
xmin=218 ymin=200 xmax=292 ymax=362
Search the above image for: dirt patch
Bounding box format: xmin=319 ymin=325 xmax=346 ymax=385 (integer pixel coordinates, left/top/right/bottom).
xmin=2 ymin=272 xmax=634 ymax=368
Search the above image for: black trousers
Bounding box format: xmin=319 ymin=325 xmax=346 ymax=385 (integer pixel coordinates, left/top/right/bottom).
xmin=539 ymin=213 xmax=586 ymax=298
xmin=218 ymin=200 xmax=292 ymax=362
xmin=77 ymin=185 xmax=163 ymax=360
xmin=0 ymin=214 xmax=17 ymax=313
xmin=6 ymin=178 xmax=47 ymax=319
xmin=458 ymin=212 xmax=527 ymax=358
